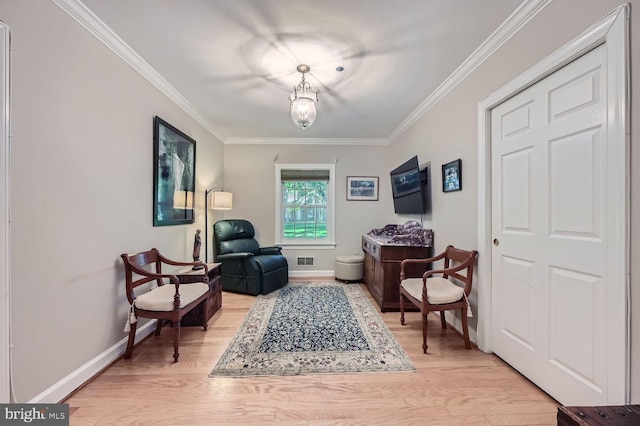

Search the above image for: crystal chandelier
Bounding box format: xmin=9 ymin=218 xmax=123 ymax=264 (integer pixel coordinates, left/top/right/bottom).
xmin=289 ymin=64 xmax=319 ymax=129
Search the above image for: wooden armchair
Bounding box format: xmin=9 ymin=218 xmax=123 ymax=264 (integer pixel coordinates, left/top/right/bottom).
xmin=399 ymin=245 xmax=478 ymax=353
xmin=120 ymin=248 xmax=210 ymax=362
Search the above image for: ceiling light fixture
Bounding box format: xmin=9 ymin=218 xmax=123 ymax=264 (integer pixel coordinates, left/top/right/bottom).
xmin=289 ymin=64 xmax=319 ymax=129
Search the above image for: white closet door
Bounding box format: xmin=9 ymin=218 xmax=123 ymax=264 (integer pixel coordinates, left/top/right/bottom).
xmin=490 ymin=44 xmax=624 ymax=405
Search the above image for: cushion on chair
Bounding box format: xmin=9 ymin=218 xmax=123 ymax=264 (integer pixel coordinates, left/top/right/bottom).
xmin=401 ymin=277 xmax=464 ymax=305
xmin=135 ymin=283 xmax=209 ymax=311
xmin=254 ymin=255 xmax=288 ymax=273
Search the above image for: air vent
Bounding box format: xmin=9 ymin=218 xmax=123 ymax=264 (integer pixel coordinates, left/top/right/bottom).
xmin=296 ymin=257 xmax=314 ymax=266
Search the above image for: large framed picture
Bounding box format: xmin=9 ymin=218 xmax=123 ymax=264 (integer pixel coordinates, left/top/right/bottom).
xmin=442 ymin=159 xmax=462 ymax=193
xmin=153 ymin=116 xmax=196 ymax=226
xmin=346 ymin=176 xmax=379 ymax=201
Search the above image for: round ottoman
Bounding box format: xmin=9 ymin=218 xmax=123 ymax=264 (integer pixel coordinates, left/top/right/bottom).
xmin=335 ymin=254 xmax=364 ymax=283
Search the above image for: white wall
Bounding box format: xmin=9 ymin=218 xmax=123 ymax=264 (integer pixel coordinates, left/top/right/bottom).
xmin=224 ymin=143 xmax=396 ymax=272
xmin=386 ymin=0 xmax=640 ymax=403
xmin=3 ymin=1 xmax=225 ymax=402
xmin=1 ymin=19 xmax=10 ymax=403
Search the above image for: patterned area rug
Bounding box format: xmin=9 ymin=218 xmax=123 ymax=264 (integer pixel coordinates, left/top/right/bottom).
xmin=209 ymin=281 xmax=415 ymax=377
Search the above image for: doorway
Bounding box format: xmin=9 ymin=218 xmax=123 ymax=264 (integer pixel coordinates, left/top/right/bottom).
xmin=477 ymin=6 xmax=629 ymax=405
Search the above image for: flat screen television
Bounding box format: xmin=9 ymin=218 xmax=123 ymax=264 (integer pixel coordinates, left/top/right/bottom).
xmin=390 ymin=156 xmax=427 ymax=214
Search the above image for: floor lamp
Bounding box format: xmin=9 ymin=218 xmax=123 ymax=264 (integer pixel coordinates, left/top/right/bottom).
xmin=204 ymin=187 xmax=233 ymax=263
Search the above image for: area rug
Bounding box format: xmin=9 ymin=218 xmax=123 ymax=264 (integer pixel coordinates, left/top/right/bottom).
xmin=209 ymin=281 xmax=415 ymax=377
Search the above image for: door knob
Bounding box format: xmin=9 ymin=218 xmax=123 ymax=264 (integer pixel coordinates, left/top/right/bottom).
xmin=493 ymin=238 xmax=500 ymax=246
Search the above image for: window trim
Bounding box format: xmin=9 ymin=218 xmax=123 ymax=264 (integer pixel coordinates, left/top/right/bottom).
xmin=275 ymin=163 xmax=335 ymax=247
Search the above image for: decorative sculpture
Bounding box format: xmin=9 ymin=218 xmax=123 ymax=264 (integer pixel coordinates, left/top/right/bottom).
xmin=192 ymin=229 xmax=204 ymax=269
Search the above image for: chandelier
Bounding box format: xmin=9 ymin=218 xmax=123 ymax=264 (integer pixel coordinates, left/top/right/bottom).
xmin=289 ymin=64 xmax=319 ymax=129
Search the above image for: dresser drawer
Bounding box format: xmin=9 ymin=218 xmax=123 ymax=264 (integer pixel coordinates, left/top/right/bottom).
xmin=362 ymin=237 xmax=380 ymax=260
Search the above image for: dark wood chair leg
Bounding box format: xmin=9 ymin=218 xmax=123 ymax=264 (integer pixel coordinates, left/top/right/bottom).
xmin=461 ymin=307 xmax=471 ymax=349
xmin=124 ymin=320 xmax=138 ymax=359
xmin=172 ymin=322 xmax=181 ymax=362
xmin=440 ymin=310 xmax=447 ymax=329
xmin=155 ymin=319 xmax=163 ymax=336
xmin=202 ymin=298 xmax=209 ymax=331
xmin=399 ymin=292 xmax=406 ymax=325
xmin=422 ymin=313 xmax=429 ymax=354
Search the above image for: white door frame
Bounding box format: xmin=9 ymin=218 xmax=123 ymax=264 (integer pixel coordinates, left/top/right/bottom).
xmin=476 ymin=5 xmax=630 ymax=399
xmin=0 ymin=20 xmax=11 ymax=403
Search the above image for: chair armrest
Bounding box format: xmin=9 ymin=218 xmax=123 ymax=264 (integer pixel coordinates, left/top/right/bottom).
xmin=422 ymin=263 xmax=474 ymax=292
xmin=259 ymin=246 xmax=283 ymax=255
xmin=125 ymin=262 xmax=181 ymax=284
xmin=424 ymin=250 xmax=476 ymax=280
xmin=400 ymin=250 xmax=447 ymax=277
xmin=126 ymin=266 xmax=183 ymax=302
xmin=400 ymin=255 xmax=439 ymax=280
xmin=217 ymin=252 xmax=254 ymax=261
xmin=424 ymin=264 xmax=468 ymax=279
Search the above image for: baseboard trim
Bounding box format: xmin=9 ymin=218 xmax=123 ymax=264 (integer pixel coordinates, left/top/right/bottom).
xmin=28 ymin=320 xmax=157 ymax=403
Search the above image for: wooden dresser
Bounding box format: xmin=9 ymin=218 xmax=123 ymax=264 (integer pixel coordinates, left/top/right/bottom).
xmin=362 ymin=234 xmax=432 ymax=312
xmin=176 ymin=262 xmax=222 ymax=326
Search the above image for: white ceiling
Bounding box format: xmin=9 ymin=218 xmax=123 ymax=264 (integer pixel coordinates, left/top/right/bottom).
xmin=74 ymin=0 xmax=528 ymax=143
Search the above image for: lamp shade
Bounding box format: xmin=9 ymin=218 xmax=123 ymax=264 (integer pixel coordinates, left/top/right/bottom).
xmin=211 ymin=191 xmax=233 ymax=210
xmin=173 ymin=190 xmax=194 ymax=209
xmin=290 ymin=97 xmax=317 ymax=129
xmin=288 ymin=65 xmax=319 ymax=130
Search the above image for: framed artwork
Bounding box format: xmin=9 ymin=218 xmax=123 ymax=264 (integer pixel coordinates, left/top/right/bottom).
xmin=442 ymin=159 xmax=462 ymax=193
xmin=346 ymin=176 xmax=379 ymax=201
xmin=153 ymin=116 xmax=196 ymax=226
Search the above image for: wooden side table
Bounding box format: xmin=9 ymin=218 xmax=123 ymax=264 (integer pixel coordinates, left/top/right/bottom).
xmin=557 ymin=405 xmax=640 ymax=425
xmin=176 ymin=262 xmax=222 ymax=327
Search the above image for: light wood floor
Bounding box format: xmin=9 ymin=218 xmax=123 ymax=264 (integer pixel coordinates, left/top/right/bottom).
xmin=66 ymin=282 xmax=559 ymax=425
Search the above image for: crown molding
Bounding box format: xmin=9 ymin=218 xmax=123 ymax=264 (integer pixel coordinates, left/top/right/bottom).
xmin=387 ymin=0 xmax=553 ymax=144
xmin=51 ymin=0 xmax=224 ymax=141
xmin=53 ymin=0 xmax=551 ymax=147
xmin=224 ymin=137 xmax=388 ymax=146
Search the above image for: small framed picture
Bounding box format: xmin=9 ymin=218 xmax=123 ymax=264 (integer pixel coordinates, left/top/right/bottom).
xmin=346 ymin=176 xmax=379 ymax=201
xmin=442 ymin=159 xmax=462 ymax=193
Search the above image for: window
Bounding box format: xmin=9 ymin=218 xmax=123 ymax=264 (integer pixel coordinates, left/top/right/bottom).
xmin=275 ymin=164 xmax=335 ymax=247
xmin=283 ymin=181 xmax=326 ymax=239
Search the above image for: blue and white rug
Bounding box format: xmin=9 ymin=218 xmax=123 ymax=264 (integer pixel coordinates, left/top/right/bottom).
xmin=209 ymin=281 xmax=415 ymax=377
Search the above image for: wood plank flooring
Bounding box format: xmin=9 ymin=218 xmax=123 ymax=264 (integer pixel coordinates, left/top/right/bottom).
xmin=66 ymin=282 xmax=559 ymax=425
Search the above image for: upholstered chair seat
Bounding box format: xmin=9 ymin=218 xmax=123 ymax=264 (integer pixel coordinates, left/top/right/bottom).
xmin=399 ymin=277 xmax=464 ymax=305
xmin=135 ymin=283 xmax=209 ymax=311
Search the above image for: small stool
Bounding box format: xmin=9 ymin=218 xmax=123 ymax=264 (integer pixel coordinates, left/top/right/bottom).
xmin=335 ymin=254 xmax=364 ymax=283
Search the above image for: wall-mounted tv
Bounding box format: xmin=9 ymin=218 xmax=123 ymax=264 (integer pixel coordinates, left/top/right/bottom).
xmin=390 ymin=156 xmax=427 ymax=214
